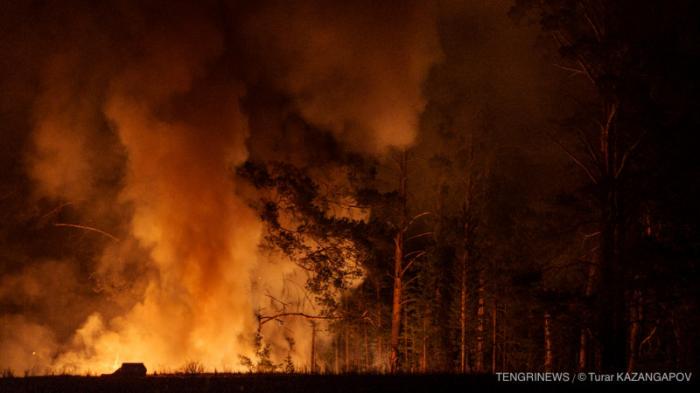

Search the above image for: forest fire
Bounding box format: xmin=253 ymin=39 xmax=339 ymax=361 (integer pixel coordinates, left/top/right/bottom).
xmin=1 ymin=0 xmax=699 ymax=389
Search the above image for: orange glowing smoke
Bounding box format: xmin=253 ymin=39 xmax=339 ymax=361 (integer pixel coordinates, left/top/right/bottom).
xmin=0 ymin=0 xmax=440 ymax=375
xmin=50 ymin=6 xmax=260 ymax=374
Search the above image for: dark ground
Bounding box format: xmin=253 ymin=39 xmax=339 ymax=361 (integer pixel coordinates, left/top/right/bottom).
xmin=3 ymin=374 xmax=490 ymax=393
xmin=0 ymin=374 xmax=698 ymax=393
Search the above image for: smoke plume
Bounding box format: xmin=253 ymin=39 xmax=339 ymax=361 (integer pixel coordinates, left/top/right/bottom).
xmin=0 ymin=0 xmax=441 ymax=374
xmin=238 ymin=0 xmax=442 ymax=153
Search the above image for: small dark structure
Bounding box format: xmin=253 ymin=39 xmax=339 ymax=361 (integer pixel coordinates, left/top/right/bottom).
xmin=110 ymin=363 xmax=147 ymax=377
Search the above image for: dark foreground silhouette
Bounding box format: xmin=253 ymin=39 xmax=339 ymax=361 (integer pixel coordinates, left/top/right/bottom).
xmin=0 ymin=373 xmax=494 ymax=393
xmin=2 ymin=372 xmax=698 ymax=392
xmin=106 ymin=362 xmax=147 ymax=377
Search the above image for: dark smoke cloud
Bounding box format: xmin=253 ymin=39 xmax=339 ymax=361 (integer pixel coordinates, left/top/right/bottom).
xmin=235 ymin=0 xmax=442 ymax=153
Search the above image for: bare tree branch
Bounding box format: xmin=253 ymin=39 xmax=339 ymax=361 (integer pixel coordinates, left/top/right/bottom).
xmin=639 ymin=325 xmax=658 ymax=353
xmin=41 ymin=202 xmax=73 ymax=221
xmin=406 ymin=231 xmax=433 ymax=242
xmin=546 ymin=131 xmax=599 ymax=184
xmin=553 ymin=63 xmax=586 ymax=77
xmin=53 ymin=223 xmax=119 ymax=241
xmin=583 ymin=10 xmax=602 ymax=42
xmin=615 ymin=131 xmax=646 ymax=179
xmin=574 ymin=126 xmax=602 ymax=169
xmin=401 ymin=250 xmax=426 ymax=277
xmin=402 ymin=211 xmax=432 ymax=233
xmin=258 ymin=312 xmax=340 ymax=326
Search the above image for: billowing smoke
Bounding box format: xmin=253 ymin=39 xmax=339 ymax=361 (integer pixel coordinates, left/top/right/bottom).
xmin=238 ymin=0 xmax=441 ymax=153
xmin=54 ymin=3 xmax=262 ymax=372
xmin=0 ymin=0 xmax=440 ymax=374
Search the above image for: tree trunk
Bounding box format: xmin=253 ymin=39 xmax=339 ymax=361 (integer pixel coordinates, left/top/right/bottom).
xmin=475 ymin=273 xmax=485 ymax=372
xmin=670 ymin=311 xmax=683 ymax=368
xmin=578 ymin=329 xmax=588 ymax=372
xmin=459 ymin=132 xmax=475 ymax=374
xmin=421 ymin=311 xmax=428 ymax=372
xmin=626 ymin=290 xmax=642 ymax=372
xmin=310 ymin=321 xmax=317 ymax=373
xmin=344 ymin=327 xmax=350 ymax=372
xmin=579 ymin=253 xmax=598 ymax=371
xmin=502 ymin=303 xmax=507 ymax=371
xmin=599 ymin=191 xmax=627 ymax=371
xmin=390 ymin=231 xmax=403 ymax=373
xmin=544 ymin=311 xmax=553 ymax=372
xmin=459 ymin=250 xmax=469 ymax=373
xmin=389 ymin=151 xmax=408 ymax=373
xmin=598 ymin=103 xmax=627 ymax=372
xmin=364 ymin=323 xmax=369 ymax=371
xmin=404 ymin=304 xmax=410 ymax=371
xmin=334 ymin=333 xmax=339 ymax=373
xmin=491 ymin=298 xmax=497 ymax=373
xmin=376 ymin=283 xmax=383 ymax=372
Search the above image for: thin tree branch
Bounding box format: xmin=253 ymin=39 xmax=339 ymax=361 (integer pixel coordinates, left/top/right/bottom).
xmin=402 ymin=211 xmax=432 ymax=233
xmin=603 ymin=103 xmax=617 ymax=136
xmin=403 ymin=250 xmax=424 ymax=259
xmin=546 ymin=131 xmax=599 ymax=184
xmin=615 ymin=131 xmax=646 ymax=179
xmin=401 ymin=251 xmax=426 ymax=277
xmin=402 ymin=275 xmax=420 ymax=288
xmin=258 ymin=312 xmax=340 ymax=326
xmin=265 ymin=292 xmax=289 ymax=308
xmin=553 ymin=63 xmax=586 ymax=77
xmin=406 ymin=231 xmax=433 ymax=242
xmin=53 ymin=223 xmax=119 ymax=241
xmin=583 ymin=10 xmax=602 ymax=42
xmin=574 ymin=126 xmax=601 ymax=169
xmin=550 ymin=31 xmax=596 ymax=84
xmin=41 ymin=202 xmax=72 ymax=220
xmin=639 ymin=325 xmax=658 ymax=352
